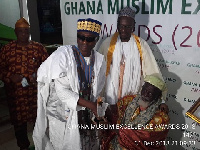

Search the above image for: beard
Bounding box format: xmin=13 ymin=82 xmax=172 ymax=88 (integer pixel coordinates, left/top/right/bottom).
xmin=137 ymin=98 xmax=151 ymax=109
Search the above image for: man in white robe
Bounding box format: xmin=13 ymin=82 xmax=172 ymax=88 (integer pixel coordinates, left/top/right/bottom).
xmin=33 ymin=18 xmax=106 ymax=150
xmin=99 ymin=7 xmax=168 ymax=113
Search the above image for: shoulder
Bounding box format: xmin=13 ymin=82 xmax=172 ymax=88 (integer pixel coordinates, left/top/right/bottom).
xmin=98 ymin=36 xmax=113 ymax=55
xmin=100 ymin=36 xmax=113 ymax=47
xmin=44 ymin=45 xmax=73 ymax=66
xmin=51 ymin=45 xmax=73 ymax=57
xmin=133 ymin=36 xmax=153 ymax=57
xmin=129 ymin=95 xmax=140 ymax=106
xmin=135 ymin=36 xmax=151 ymax=48
xmin=95 ymin=50 xmax=104 ymax=59
xmin=1 ymin=41 xmax=16 ymax=49
xmin=103 ymin=36 xmax=113 ymax=43
xmin=0 ymin=41 xmax=16 ymax=54
xmin=37 ymin=45 xmax=73 ymax=82
xmin=94 ymin=50 xmax=106 ymax=67
xmin=30 ymin=41 xmax=44 ymax=47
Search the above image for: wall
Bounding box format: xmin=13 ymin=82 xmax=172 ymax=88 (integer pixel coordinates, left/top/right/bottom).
xmin=0 ymin=0 xmax=20 ymax=28
xmin=27 ymin=0 xmax=40 ymax=42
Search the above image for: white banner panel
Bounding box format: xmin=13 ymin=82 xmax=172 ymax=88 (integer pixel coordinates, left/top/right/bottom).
xmin=60 ymin=0 xmax=200 ymax=149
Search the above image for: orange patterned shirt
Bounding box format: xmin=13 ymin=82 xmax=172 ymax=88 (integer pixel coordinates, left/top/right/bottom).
xmin=0 ymin=40 xmax=48 ymax=125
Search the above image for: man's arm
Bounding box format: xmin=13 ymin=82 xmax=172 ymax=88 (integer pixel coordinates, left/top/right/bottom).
xmin=0 ymin=45 xmax=12 ymax=83
xmin=55 ymin=76 xmax=97 ymax=116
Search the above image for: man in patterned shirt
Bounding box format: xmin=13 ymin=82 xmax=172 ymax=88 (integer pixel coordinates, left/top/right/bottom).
xmin=0 ymin=17 xmax=48 ymax=150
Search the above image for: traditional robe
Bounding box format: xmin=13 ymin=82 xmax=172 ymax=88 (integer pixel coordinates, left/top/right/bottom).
xmin=102 ymin=96 xmax=169 ymax=150
xmin=99 ymin=33 xmax=166 ymax=105
xmin=33 ymin=45 xmax=106 ymax=150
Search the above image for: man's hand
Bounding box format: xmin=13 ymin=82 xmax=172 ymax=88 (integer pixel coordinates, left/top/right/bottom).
xmin=92 ymin=116 xmax=108 ymax=126
xmin=77 ymin=98 xmax=97 ymax=117
xmin=10 ymin=74 xmax=23 ymax=83
xmin=29 ymin=73 xmax=37 ymax=85
xmin=105 ymin=104 xmax=119 ymax=124
xmin=90 ymin=101 xmax=98 ymax=117
xmin=159 ymin=103 xmax=169 ymax=114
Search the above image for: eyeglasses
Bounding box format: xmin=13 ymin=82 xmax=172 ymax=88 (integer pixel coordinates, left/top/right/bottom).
xmin=77 ymin=34 xmax=98 ymax=42
xmin=118 ymin=24 xmax=133 ymax=30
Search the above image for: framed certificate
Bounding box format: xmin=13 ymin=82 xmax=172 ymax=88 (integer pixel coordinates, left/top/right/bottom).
xmin=186 ymin=97 xmax=200 ymax=124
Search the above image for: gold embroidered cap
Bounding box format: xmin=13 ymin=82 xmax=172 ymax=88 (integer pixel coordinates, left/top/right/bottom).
xmin=144 ymin=75 xmax=166 ymax=92
xmin=15 ymin=17 xmax=30 ymax=28
xmin=77 ymin=18 xmax=102 ymax=35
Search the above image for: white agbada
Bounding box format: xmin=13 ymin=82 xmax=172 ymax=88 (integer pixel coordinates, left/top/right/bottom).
xmin=99 ymin=34 xmax=166 ymax=104
xmin=33 ymin=45 xmax=106 ymax=150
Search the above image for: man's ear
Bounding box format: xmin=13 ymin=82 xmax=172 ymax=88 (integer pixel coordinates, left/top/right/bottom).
xmin=132 ymin=26 xmax=135 ymax=32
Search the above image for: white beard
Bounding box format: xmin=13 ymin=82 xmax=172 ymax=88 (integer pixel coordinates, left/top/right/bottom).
xmin=137 ymin=98 xmax=150 ymax=109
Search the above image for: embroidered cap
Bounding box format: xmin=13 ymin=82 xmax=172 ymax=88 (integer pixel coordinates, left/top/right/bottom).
xmin=77 ymin=18 xmax=102 ymax=35
xmin=15 ymin=17 xmax=30 ymax=28
xmin=144 ymin=75 xmax=166 ymax=92
xmin=118 ymin=6 xmax=135 ymax=19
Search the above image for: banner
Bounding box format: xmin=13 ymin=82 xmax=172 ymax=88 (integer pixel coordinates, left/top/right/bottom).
xmin=60 ymin=0 xmax=200 ymax=149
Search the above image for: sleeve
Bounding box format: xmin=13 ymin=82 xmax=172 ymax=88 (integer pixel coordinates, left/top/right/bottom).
xmin=40 ymin=44 xmax=49 ymax=62
xmin=95 ymin=57 xmax=106 ymax=99
xmin=54 ymin=76 xmax=82 ymax=111
xmin=0 ymin=45 xmax=12 ymax=83
xmin=98 ymin=40 xmax=106 ymax=55
xmin=140 ymin=39 xmax=167 ymax=101
xmin=50 ymin=46 xmax=72 ymax=80
xmin=98 ymin=37 xmax=117 ymax=104
xmin=104 ymin=74 xmax=118 ymax=105
xmin=33 ymin=81 xmax=50 ymax=150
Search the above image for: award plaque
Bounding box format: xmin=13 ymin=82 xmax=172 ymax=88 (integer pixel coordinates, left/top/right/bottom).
xmin=91 ymin=97 xmax=108 ymax=125
xmin=186 ymin=97 xmax=200 ymax=124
